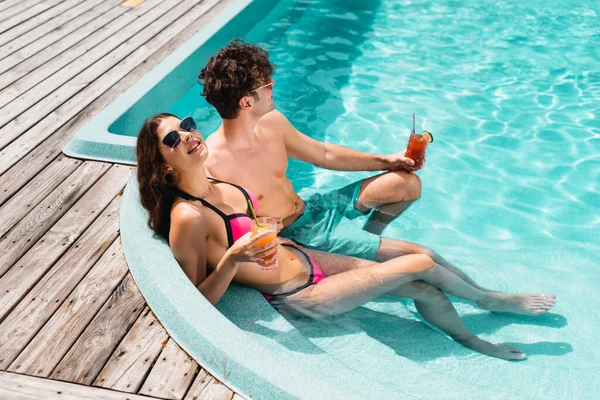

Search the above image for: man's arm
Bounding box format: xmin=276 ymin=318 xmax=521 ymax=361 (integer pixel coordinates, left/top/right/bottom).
xmin=261 ymin=110 xmax=415 ymax=171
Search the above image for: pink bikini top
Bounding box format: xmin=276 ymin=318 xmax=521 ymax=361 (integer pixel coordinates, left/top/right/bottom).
xmin=172 ymin=177 xmax=259 ymax=247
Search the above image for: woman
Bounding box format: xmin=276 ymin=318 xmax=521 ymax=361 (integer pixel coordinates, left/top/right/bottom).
xmin=136 ymin=113 xmax=555 ymax=361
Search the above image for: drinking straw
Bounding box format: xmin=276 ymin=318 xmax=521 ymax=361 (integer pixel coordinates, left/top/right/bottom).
xmin=412 ymin=112 xmax=415 ymax=134
xmin=247 ymin=199 xmax=262 ymax=227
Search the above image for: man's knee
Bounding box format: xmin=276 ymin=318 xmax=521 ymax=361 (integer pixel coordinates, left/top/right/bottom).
xmin=407 ymin=280 xmax=443 ymax=300
xmin=401 ymin=171 xmax=422 ymax=201
xmin=381 ymin=171 xmax=422 ymax=201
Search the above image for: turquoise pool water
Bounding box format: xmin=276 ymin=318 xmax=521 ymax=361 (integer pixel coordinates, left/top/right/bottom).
xmin=169 ymin=0 xmax=600 ymax=397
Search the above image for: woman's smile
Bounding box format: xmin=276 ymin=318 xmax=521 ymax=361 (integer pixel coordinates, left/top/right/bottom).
xmin=187 ymin=140 xmax=202 ymax=155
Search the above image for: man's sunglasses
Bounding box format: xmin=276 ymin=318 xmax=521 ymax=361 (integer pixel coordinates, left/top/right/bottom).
xmin=246 ymin=79 xmax=275 ymax=96
xmin=162 ymin=117 xmax=197 ymax=149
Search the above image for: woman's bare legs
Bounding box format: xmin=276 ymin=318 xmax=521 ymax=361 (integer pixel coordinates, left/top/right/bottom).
xmin=376 ymin=238 xmax=491 ymax=292
xmin=306 ymin=249 xmax=556 ymax=316
xmin=274 ymin=252 xmax=529 ymax=360
xmin=271 ymin=254 xmax=524 ymax=360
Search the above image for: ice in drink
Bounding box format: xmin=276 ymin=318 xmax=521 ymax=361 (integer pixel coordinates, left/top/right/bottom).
xmin=251 ymin=217 xmax=279 ymax=271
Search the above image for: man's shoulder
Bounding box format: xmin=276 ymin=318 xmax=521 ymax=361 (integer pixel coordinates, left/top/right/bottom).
xmin=204 ymin=131 xmax=222 ymax=148
xmin=260 ymin=109 xmax=287 ymax=122
xmin=258 ymin=109 xmax=293 ymax=132
xmin=204 ymin=132 xmax=231 ymax=160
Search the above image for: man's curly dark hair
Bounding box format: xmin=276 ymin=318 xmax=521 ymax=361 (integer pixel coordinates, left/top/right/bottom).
xmin=199 ymin=39 xmax=275 ymax=119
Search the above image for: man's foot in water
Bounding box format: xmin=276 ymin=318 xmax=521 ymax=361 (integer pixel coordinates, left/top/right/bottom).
xmin=459 ymin=337 xmax=526 ymax=361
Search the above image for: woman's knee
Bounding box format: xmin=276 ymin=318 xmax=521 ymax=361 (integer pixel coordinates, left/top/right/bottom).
xmin=388 ymin=254 xmax=434 ymax=274
xmin=410 ymin=254 xmax=434 ymax=272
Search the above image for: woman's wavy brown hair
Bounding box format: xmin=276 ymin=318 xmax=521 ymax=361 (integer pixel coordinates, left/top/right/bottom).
xmin=199 ymin=39 xmax=275 ymax=119
xmin=136 ymin=113 xmax=179 ymax=240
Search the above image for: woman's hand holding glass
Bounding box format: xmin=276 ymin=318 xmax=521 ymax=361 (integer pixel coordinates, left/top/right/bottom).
xmin=229 ymin=231 xmax=278 ymax=267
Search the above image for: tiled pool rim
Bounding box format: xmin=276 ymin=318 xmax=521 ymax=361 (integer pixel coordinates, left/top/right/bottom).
xmin=120 ymin=176 xmax=401 ymax=399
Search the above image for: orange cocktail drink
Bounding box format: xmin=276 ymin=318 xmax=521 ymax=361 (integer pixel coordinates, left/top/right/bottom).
xmin=405 ymin=113 xmax=433 ymax=170
xmin=251 ymin=217 xmax=279 ymax=271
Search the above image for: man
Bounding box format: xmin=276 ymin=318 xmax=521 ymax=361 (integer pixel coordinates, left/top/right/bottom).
xmin=200 ymin=39 xmax=438 ymax=263
xmin=195 ymin=40 xmax=557 ymax=330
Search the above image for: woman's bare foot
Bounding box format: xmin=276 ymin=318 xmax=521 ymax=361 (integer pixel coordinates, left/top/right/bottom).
xmin=458 ymin=337 xmax=526 ymax=361
xmin=477 ymin=293 xmax=556 ymax=315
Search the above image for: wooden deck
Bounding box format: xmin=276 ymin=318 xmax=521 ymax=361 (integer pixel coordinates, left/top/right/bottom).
xmin=0 ymin=0 xmax=243 ymax=398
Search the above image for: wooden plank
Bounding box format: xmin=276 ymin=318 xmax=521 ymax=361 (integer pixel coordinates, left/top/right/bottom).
xmin=0 ymin=155 xmax=81 ymax=233
xmin=0 ymin=0 xmax=47 ymax=25
xmin=0 ymin=0 xmax=164 ymax=110
xmin=0 ymin=196 xmax=121 ymax=369
xmin=51 ymin=273 xmax=146 ymax=385
xmin=0 ymin=0 xmax=23 ymax=13
xmin=0 ymin=0 xmax=148 ymax=89
xmin=93 ymin=307 xmax=170 ymax=393
xmin=0 ymin=161 xmax=110 ymax=279
xmin=0 ymin=0 xmax=124 ymax=81
xmin=0 ymin=371 xmax=157 ymax=400
xmin=0 ymin=0 xmax=111 ymax=62
xmin=0 ymin=154 xmax=81 ymax=205
xmin=139 ymin=338 xmax=198 ymax=399
xmin=9 ymin=239 xmax=129 ymax=377
xmin=0 ymin=0 xmax=224 ymax=171
xmin=0 ymin=1 xmax=59 ymax=34
xmin=0 ymin=135 xmax=69 ymax=205
xmin=0 ymin=165 xmax=132 ymax=321
xmin=0 ymin=0 xmax=228 ymax=180
xmin=184 ymin=369 xmax=235 ymax=400
xmin=0 ymin=0 xmax=85 ymax=48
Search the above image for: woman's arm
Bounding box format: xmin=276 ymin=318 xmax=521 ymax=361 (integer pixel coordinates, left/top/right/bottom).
xmin=170 ymin=204 xmax=277 ymax=305
xmin=196 ymin=248 xmax=243 ymax=305
xmin=170 ymin=205 xmax=231 ymax=304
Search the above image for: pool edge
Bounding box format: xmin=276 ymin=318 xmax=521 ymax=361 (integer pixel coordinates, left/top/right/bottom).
xmin=62 ymin=0 xmax=253 ymax=165
xmin=119 ymin=176 xmax=384 ymax=399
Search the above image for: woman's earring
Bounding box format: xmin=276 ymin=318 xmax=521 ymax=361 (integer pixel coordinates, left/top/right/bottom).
xmin=162 ymin=167 xmax=178 ymax=184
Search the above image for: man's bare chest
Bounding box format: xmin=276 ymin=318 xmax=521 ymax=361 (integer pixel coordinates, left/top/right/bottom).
xmin=209 ymin=147 xmax=287 ymax=183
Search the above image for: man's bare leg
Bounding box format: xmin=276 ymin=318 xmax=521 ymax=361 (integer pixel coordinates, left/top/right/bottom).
xmin=350 ymin=171 xmax=490 ymax=292
xmin=355 ymin=171 xmax=422 ymax=235
xmin=391 ymin=281 xmax=526 ymax=360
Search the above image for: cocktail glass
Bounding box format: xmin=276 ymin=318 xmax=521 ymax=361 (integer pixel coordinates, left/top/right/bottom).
xmin=251 ymin=217 xmax=279 ymax=271
xmin=405 ymin=113 xmax=433 ymax=170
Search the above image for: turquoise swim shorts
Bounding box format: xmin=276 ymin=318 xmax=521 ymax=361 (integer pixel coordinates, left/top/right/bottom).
xmin=278 ymin=180 xmax=381 ymax=261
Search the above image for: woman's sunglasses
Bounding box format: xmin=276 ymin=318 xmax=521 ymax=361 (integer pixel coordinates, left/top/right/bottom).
xmin=162 ymin=117 xmax=197 ymax=149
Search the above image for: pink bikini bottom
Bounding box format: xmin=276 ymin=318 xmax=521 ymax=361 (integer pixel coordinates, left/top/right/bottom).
xmin=263 ymin=248 xmax=325 ymax=301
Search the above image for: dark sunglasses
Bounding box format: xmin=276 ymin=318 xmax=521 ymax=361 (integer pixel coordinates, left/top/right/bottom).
xmin=162 ymin=117 xmax=198 ymax=149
